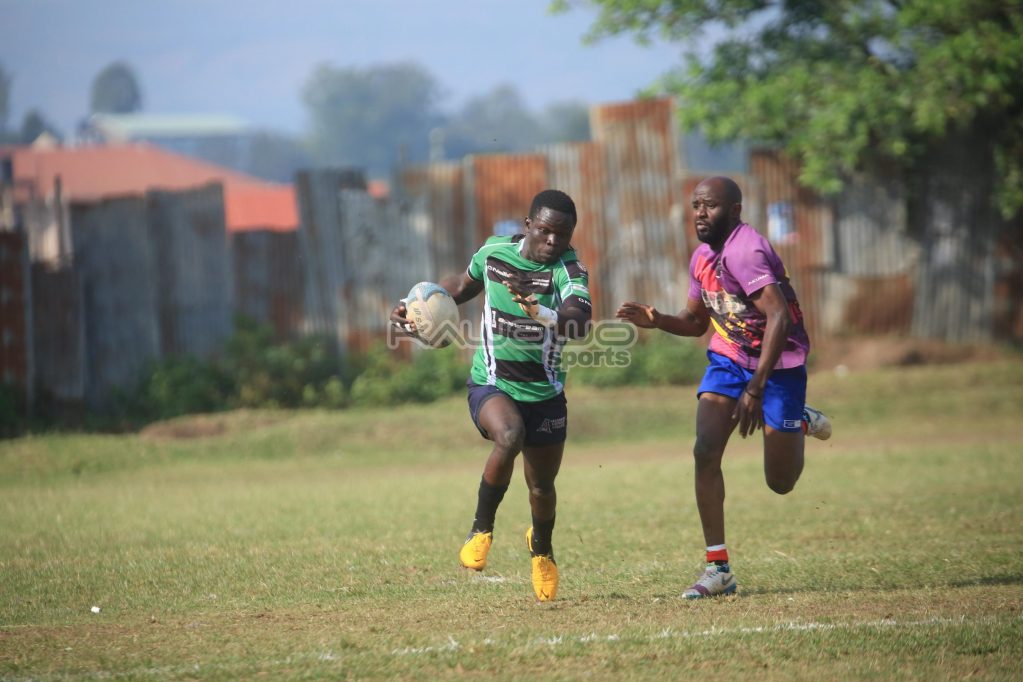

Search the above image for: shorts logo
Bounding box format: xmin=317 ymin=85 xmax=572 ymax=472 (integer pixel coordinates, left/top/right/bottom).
xmin=537 ymin=416 xmax=567 ymax=433
xmin=783 ymin=419 xmax=800 ymax=429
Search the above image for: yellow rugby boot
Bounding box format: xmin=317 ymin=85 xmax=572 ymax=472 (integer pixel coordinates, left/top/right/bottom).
xmin=458 ymin=530 xmax=492 ymax=570
xmin=526 ymin=527 xmax=558 ymax=602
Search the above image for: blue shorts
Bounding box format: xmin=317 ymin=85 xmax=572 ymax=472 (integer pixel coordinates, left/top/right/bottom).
xmin=466 ymin=381 xmax=567 ymax=446
xmin=697 ymin=351 xmax=807 ymax=432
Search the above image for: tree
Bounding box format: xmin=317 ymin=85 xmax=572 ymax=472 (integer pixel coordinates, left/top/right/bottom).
xmin=539 ymin=100 xmax=591 ymax=144
xmin=19 ymin=109 xmax=61 ymax=144
xmin=302 ymin=62 xmax=444 ymax=177
xmin=443 ymin=85 xmax=545 ymax=158
xmin=90 ymin=60 xmax=143 ymax=114
xmin=556 ymin=0 xmax=1023 ymax=217
xmin=244 ymin=131 xmax=313 ymax=183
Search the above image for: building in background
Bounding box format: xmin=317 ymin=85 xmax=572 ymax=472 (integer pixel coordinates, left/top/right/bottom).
xmin=81 ymin=113 xmax=256 ymax=176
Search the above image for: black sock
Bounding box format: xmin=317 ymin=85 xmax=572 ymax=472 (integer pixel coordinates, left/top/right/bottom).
xmin=529 ymin=514 xmax=556 ymax=557
xmin=471 ymin=477 xmax=508 ymax=533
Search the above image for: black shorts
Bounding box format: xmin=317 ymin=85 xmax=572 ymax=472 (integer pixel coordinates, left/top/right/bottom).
xmin=466 ymin=381 xmax=568 ymax=446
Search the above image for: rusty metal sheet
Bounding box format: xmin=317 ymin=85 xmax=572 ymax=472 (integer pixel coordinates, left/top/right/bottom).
xmin=591 ymin=98 xmax=689 ymax=315
xmin=31 ymin=262 xmax=84 ymax=403
xmin=465 ymin=154 xmax=548 ymax=247
xmin=147 ymin=183 xmax=233 ymax=359
xmin=0 ymin=230 xmax=29 ymax=394
xmin=70 ymin=196 xmax=160 ymax=408
xmin=399 ymin=162 xmax=469 ymax=279
xmin=543 ymin=141 xmax=609 ymax=319
xmin=231 ymin=230 xmax=304 ymax=341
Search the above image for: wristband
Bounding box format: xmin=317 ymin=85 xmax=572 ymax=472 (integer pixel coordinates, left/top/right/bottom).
xmin=744 ymin=388 xmax=762 ymax=400
xmin=533 ymin=304 xmax=559 ymax=328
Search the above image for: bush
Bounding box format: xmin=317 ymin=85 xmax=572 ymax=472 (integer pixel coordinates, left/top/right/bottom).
xmin=221 ymin=317 xmax=345 ymax=409
xmin=0 ymin=383 xmax=26 ymax=438
xmin=570 ymin=333 xmax=707 ymax=388
xmin=350 ymin=344 xmax=468 ymax=407
xmin=135 ymin=355 xmax=232 ymax=421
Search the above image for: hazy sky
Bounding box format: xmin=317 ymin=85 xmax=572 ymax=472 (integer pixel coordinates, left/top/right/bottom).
xmin=1 ymin=0 xmax=687 ymax=136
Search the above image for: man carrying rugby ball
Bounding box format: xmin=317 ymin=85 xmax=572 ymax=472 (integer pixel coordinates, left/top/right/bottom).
xmin=390 ymin=189 xmax=592 ymax=602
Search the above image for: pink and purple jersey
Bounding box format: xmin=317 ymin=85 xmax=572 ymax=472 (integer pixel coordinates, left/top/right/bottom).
xmin=687 ymin=223 xmax=810 ymax=370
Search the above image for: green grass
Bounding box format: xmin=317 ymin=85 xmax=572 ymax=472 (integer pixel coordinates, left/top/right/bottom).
xmin=2 ymin=360 xmax=1022 ymax=679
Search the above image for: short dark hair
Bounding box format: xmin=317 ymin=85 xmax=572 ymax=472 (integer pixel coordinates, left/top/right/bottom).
xmin=530 ymin=189 xmax=577 ymax=222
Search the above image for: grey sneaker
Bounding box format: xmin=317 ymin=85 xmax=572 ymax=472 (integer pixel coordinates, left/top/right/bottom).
xmin=683 ymin=564 xmax=737 ymax=599
xmin=803 ymin=405 xmax=832 ymax=440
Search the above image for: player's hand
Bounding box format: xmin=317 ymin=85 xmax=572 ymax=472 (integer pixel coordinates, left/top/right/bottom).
xmin=389 ymin=302 xmax=417 ymax=336
xmin=616 ymin=302 xmax=661 ymax=329
xmin=506 ymin=284 xmax=541 ymax=319
xmin=733 ymin=389 xmax=765 ymax=438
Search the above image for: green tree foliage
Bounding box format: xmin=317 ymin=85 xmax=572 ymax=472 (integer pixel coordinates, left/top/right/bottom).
xmin=443 ymin=86 xmax=592 ymax=158
xmin=244 ymin=130 xmax=313 ymax=183
xmin=302 ymin=62 xmax=444 ymax=177
xmin=539 ymin=100 xmax=592 ymax=144
xmin=90 ymin=60 xmax=143 ymax=114
xmin=19 ymin=109 xmax=61 ymax=144
xmin=555 ymin=0 xmax=1023 ymax=217
xmin=443 ymin=84 xmax=544 ymax=157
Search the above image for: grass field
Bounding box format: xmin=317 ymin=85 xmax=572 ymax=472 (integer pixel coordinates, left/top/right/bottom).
xmin=2 ymin=360 xmax=1022 ymax=680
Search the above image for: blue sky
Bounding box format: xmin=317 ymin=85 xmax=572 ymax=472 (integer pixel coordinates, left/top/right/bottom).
xmin=1 ymin=0 xmax=688 ymax=136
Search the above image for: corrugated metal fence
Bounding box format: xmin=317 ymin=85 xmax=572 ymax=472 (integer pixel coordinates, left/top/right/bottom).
xmin=3 ymin=97 xmax=1021 ymax=414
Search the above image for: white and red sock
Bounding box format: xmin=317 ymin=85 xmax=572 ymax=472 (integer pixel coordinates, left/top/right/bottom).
xmin=706 ymin=544 xmax=729 ymax=566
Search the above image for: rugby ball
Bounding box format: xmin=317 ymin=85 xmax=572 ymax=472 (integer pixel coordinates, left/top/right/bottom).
xmin=403 ymin=282 xmax=460 ymax=348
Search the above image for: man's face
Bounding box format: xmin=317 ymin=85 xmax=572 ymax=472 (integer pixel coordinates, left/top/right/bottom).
xmin=692 ymin=180 xmax=738 ymax=248
xmin=522 ymin=207 xmax=575 ymax=264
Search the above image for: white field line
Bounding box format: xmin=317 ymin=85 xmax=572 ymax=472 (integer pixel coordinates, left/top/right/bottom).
xmin=4 ymin=615 xmax=1013 ymax=679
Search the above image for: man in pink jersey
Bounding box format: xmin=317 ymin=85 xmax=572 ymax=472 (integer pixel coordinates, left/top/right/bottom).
xmin=616 ymin=176 xmax=831 ymax=599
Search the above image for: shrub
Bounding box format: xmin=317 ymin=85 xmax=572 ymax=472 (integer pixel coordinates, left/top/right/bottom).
xmin=221 ymin=318 xmax=344 ymax=409
xmin=570 ymin=334 xmax=706 ymax=388
xmin=350 ymin=344 xmax=468 ymax=407
xmin=0 ymin=383 xmax=26 ymax=438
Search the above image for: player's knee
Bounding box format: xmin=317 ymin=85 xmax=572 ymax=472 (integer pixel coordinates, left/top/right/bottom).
xmin=692 ymin=437 xmax=723 ymax=469
xmin=765 ymin=475 xmax=797 ymax=495
xmin=492 ymin=423 xmax=525 ymax=453
xmin=528 ymin=481 xmax=556 ymax=504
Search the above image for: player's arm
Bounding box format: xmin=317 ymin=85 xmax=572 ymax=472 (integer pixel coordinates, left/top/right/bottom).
xmin=439 ymin=271 xmax=484 ymax=305
xmin=743 ymin=283 xmax=790 ymax=396
xmin=555 ymin=297 xmax=592 ymax=340
xmin=615 ymin=297 xmax=710 ymax=337
xmin=506 ymin=286 xmax=592 ymax=339
xmin=734 ymin=282 xmax=791 ymax=437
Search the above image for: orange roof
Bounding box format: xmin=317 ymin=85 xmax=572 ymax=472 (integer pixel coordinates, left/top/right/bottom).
xmin=8 ymin=143 xmax=298 ymax=232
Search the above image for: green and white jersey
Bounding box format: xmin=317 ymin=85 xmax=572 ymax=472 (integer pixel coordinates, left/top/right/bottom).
xmin=467 ymin=235 xmax=591 ymax=402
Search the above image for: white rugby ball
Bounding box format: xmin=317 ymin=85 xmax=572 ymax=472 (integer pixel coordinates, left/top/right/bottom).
xmin=403 ymin=282 xmax=460 ymax=348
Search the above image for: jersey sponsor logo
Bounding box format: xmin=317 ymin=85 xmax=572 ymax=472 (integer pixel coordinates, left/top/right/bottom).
xmin=492 ymin=311 xmax=546 ymax=342
xmin=485 ymin=260 xmax=553 ymax=292
xmin=537 ymin=416 xmax=567 ymax=433
xmin=702 ymin=289 xmax=748 ymax=315
xmin=486 ymin=262 xmax=516 ymax=280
